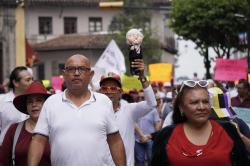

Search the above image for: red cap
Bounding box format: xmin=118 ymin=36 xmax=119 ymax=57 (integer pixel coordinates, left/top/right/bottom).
xmin=151 ymin=81 xmax=158 ymax=87
xmin=129 ymin=88 xmax=138 ymax=94
xmin=158 ymin=81 xmax=163 ymax=87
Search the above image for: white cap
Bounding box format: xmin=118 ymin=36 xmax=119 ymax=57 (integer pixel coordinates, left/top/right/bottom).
xmin=155 ymin=92 xmax=165 ymax=99
xmin=166 ymin=92 xmax=172 ymax=99
xmin=163 ymin=82 xmax=171 ymax=87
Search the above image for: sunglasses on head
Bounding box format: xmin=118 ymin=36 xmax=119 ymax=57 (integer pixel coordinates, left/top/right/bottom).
xmin=179 ymin=80 xmax=209 ymax=93
xmin=100 ymin=86 xmax=121 ymax=93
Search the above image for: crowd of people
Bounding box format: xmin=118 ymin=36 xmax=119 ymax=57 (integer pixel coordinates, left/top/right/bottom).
xmin=0 ymin=54 xmax=250 ymax=166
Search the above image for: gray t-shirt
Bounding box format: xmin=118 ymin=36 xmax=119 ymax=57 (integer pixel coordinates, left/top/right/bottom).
xmin=135 ymin=109 xmax=161 ymax=142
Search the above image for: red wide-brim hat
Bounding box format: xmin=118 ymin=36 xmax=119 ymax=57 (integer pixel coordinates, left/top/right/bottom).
xmin=13 ymin=82 xmax=51 ymax=114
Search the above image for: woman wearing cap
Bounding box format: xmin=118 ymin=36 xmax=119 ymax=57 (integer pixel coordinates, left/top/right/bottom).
xmin=151 ymin=80 xmax=250 ymax=166
xmin=0 ymin=82 xmax=51 ymax=166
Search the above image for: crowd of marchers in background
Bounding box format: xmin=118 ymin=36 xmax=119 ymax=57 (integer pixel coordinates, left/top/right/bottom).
xmin=0 ymin=55 xmax=250 ymax=166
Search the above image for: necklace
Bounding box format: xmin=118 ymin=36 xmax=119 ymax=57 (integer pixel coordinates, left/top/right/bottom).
xmin=182 ymin=149 xmax=203 ymax=157
xmin=181 ymin=123 xmax=214 ymax=158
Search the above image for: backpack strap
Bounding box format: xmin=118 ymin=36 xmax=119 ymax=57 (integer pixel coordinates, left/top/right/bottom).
xmin=12 ymin=121 xmax=24 ymax=166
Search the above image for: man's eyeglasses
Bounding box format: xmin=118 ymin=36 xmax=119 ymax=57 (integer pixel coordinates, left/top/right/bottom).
xmin=179 ymin=80 xmax=209 ymax=93
xmin=64 ymin=66 xmax=91 ymax=74
xmin=100 ymin=86 xmax=121 ymax=93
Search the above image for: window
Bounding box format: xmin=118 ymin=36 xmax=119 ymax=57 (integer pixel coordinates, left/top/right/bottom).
xmin=64 ymin=17 xmax=77 ymax=34
xmin=58 ymin=64 xmax=65 ymax=74
xmin=39 ymin=17 xmax=52 ymax=35
xmin=89 ymin=17 xmax=102 ymax=32
xmin=37 ymin=63 xmax=45 ymax=80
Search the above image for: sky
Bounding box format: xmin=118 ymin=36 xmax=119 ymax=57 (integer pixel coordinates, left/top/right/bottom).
xmin=174 ymin=39 xmax=216 ymax=80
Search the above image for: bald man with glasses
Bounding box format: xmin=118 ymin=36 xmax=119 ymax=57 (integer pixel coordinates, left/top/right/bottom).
xmin=28 ymin=54 xmax=126 ymax=166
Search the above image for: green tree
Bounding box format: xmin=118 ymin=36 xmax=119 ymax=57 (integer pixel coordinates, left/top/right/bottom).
xmin=169 ymin=0 xmax=250 ymax=78
xmin=109 ymin=0 xmax=162 ymax=75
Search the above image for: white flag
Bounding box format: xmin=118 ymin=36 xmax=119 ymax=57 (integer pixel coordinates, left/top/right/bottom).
xmin=95 ymin=39 xmax=126 ymax=75
xmin=91 ymin=40 xmax=126 ymax=90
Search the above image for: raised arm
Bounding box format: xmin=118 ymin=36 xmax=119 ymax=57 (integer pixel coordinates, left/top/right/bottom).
xmin=107 ymin=132 xmax=126 ymax=166
xmin=28 ymin=134 xmax=48 ymax=166
xmin=131 ymin=59 xmax=150 ymax=89
xmin=130 ymin=59 xmax=157 ymax=121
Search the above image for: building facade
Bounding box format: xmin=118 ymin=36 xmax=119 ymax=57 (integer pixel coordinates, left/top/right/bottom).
xmin=0 ymin=0 xmax=177 ymax=82
xmin=0 ymin=1 xmax=18 ymax=83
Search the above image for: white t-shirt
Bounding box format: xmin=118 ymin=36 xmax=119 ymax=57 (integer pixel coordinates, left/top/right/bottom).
xmin=107 ymin=85 xmax=157 ymax=166
xmin=0 ymin=94 xmax=6 ymax=101
xmin=34 ymin=90 xmax=118 ymax=166
xmin=0 ymin=91 xmax=28 ymax=145
xmin=162 ymin=111 xmax=173 ymax=128
xmin=228 ymin=87 xmax=238 ymax=98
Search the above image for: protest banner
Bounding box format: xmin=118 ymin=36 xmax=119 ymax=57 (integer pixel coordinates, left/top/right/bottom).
xmin=214 ymin=58 xmax=247 ymax=81
xmin=148 ymin=63 xmax=173 ymax=82
xmin=121 ymin=75 xmax=143 ymax=92
xmin=92 ymin=39 xmax=126 ymax=89
xmin=94 ymin=39 xmax=126 ymax=75
xmin=42 ymin=80 xmax=50 ymax=88
xmin=233 ymin=107 xmax=250 ymax=128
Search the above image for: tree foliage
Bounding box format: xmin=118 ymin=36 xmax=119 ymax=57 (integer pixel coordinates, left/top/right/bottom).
xmin=109 ymin=0 xmax=162 ymax=75
xmin=170 ymin=0 xmax=250 ymax=59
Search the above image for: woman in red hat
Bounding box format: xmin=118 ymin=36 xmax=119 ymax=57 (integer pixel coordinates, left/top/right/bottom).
xmin=0 ymin=81 xmax=51 ymax=166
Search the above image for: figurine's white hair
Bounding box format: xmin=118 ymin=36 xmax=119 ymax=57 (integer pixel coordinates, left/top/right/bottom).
xmin=126 ymin=28 xmax=144 ymax=45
